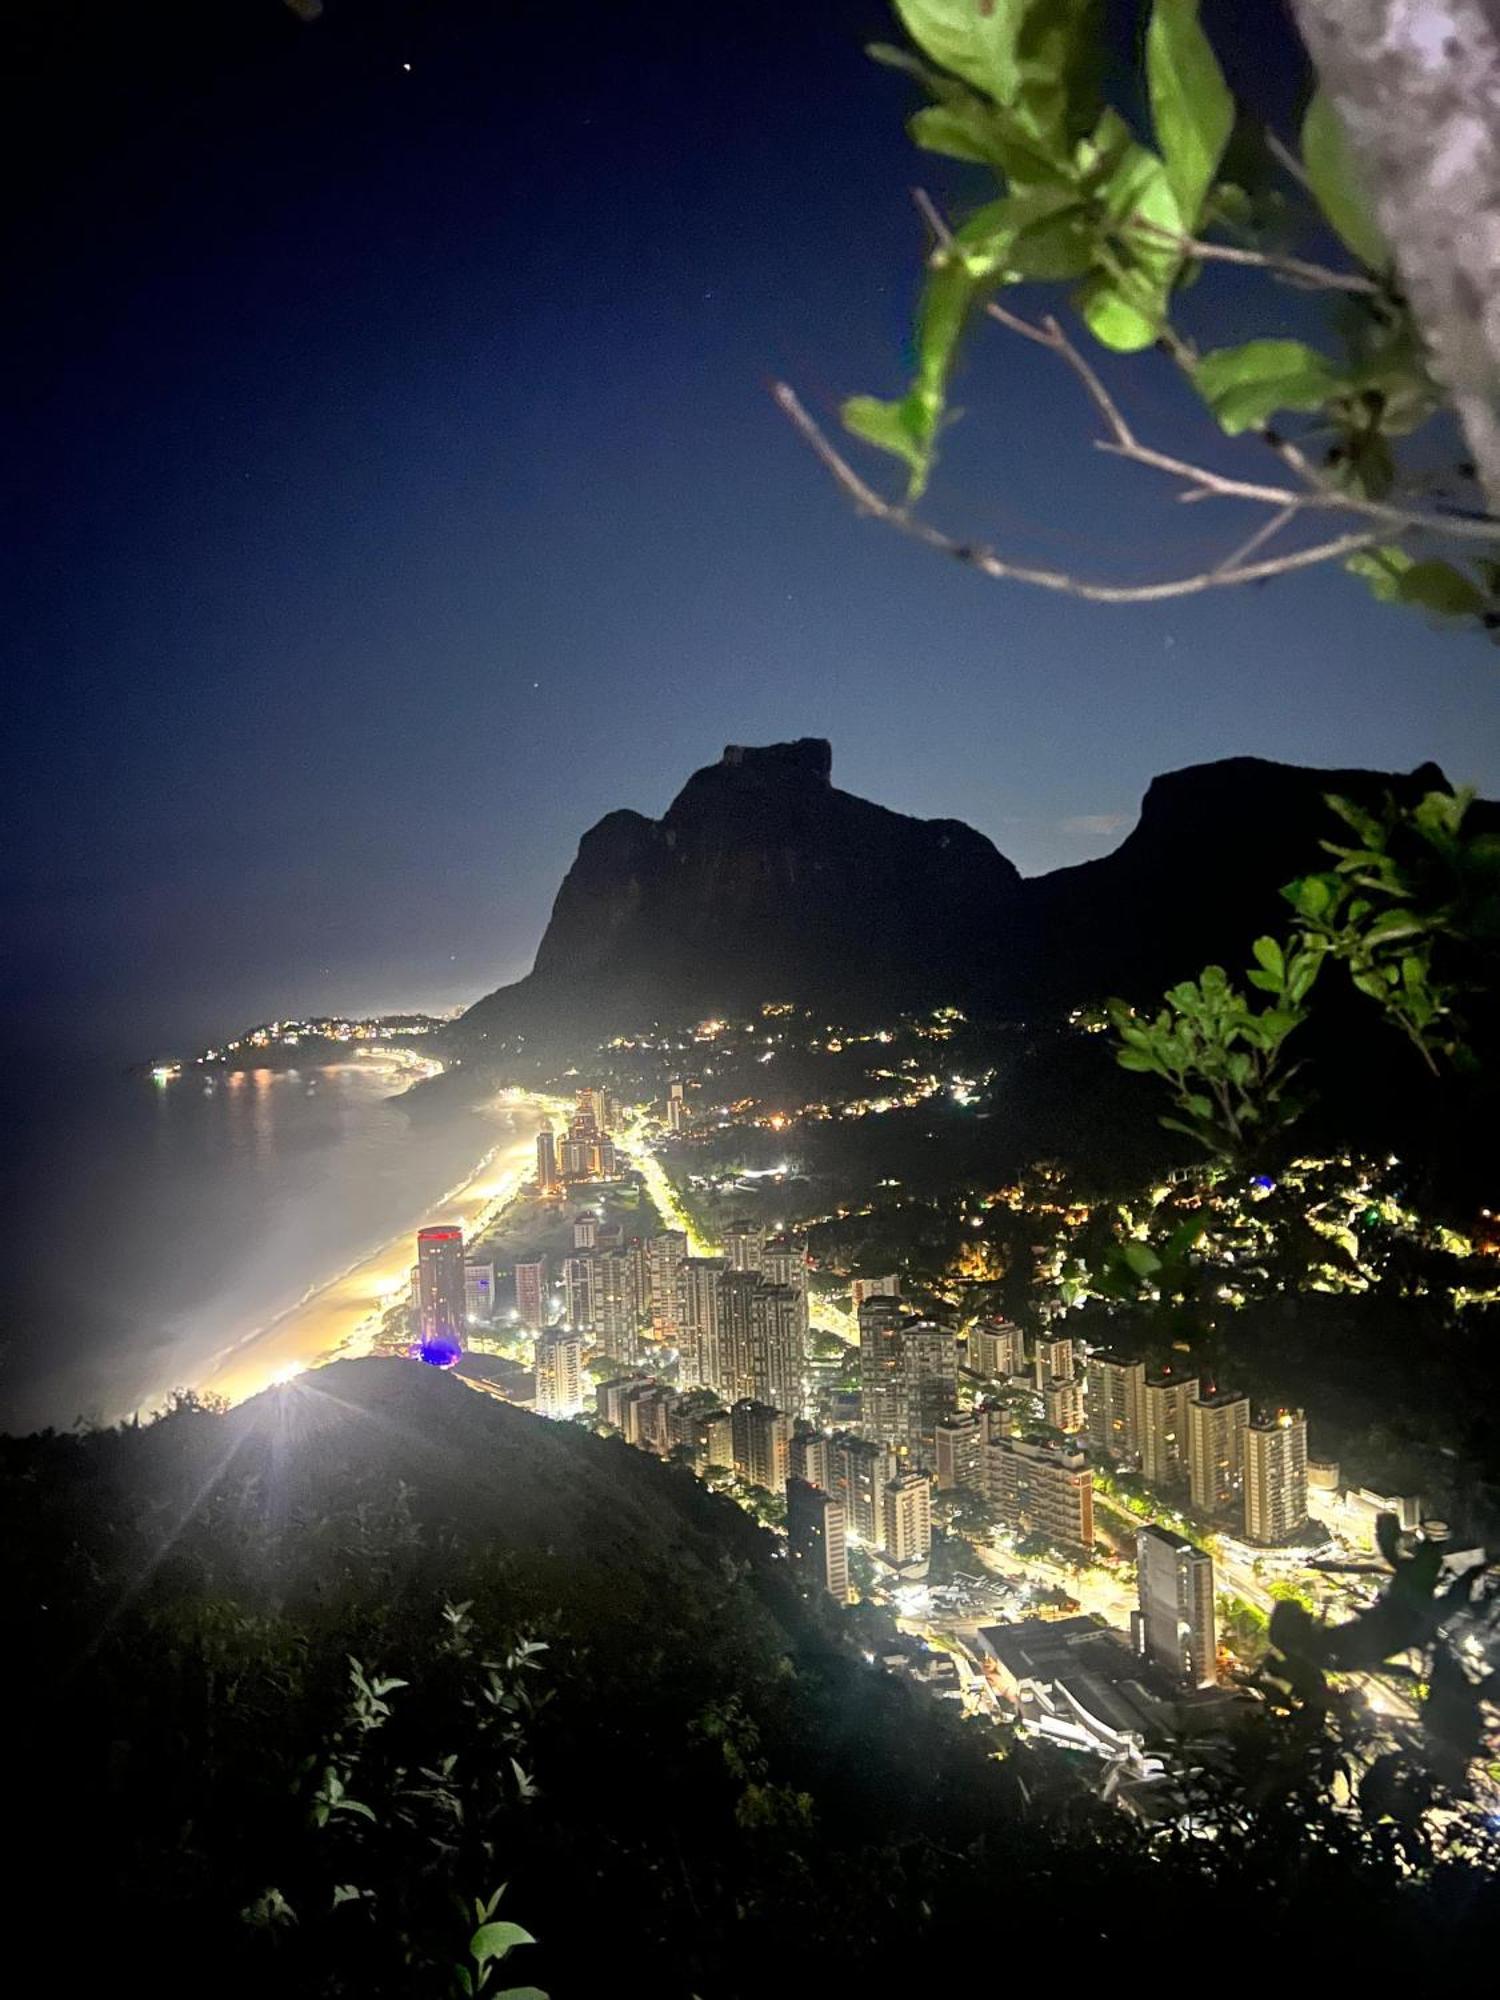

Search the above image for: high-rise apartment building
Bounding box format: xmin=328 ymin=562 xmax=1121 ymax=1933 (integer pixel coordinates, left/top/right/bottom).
xmin=832 ymin=1433 xmax=899 ymax=1544
xmin=858 ymin=1294 xmax=909 ymax=1447
xmin=677 ymin=1256 xmax=728 ymax=1395
xmin=882 ymin=1472 xmax=934 ymax=1569
xmin=1044 ymin=1374 xmax=1087 ymax=1437
xmin=711 ymin=1268 xmax=761 ymax=1405
xmin=1142 ymin=1367 xmax=1193 ymax=1490
xmin=967 ymin=1319 xmax=1024 ymax=1379
xmin=984 ymin=1435 xmax=1094 ymax=1551
xmin=850 ymin=1274 xmax=900 ymax=1314
xmin=903 ymin=1321 xmax=958 ymax=1464
xmin=577 ymin=1085 xmax=613 ymax=1134
xmin=731 ymin=1399 xmax=791 ymax=1492
xmin=1187 ymin=1387 xmax=1251 ymax=1517
xmin=562 ymin=1253 xmax=593 ymax=1333
xmin=1032 ymin=1333 xmax=1074 ymax=1392
xmin=699 ymin=1407 xmax=734 ymax=1469
xmin=934 ymin=1412 xmax=984 ymax=1492
xmin=724 ymin=1219 xmax=765 ymax=1273
xmin=592 ymin=1247 xmax=641 ymax=1366
xmin=535 ymin=1126 xmax=558 ymax=1194
xmin=573 ymin=1211 xmax=599 ymax=1250
xmin=761 ymin=1233 xmax=810 ymax=1346
xmin=624 ymin=1382 xmax=677 ymax=1453
xmin=560 ymin=1112 xmax=617 ymax=1183
xmin=790 ymin=1425 xmax=834 ymax=1492
xmin=514 ymin=1257 xmax=548 ymax=1331
xmin=415 ymin=1226 xmax=466 ymax=1367
xmin=1244 ymin=1409 xmax=1309 ymax=1545
xmin=1086 ymin=1351 xmax=1146 ymax=1463
xmin=464 ymin=1261 xmax=495 ymax=1326
xmin=645 ymin=1230 xmax=687 ymax=1341
xmin=749 ymin=1281 xmax=805 ymax=1414
xmin=534 ymin=1328 xmax=585 ymax=1419
xmin=1135 ymin=1524 xmax=1216 ymax=1687
xmin=858 ymin=1300 xmax=953 ymax=1461
xmin=787 ymin=1476 xmax=849 ymax=1601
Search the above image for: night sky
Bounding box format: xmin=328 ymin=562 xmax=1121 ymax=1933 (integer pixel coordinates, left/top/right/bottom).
xmin=7 ymin=0 xmax=1497 ymax=1059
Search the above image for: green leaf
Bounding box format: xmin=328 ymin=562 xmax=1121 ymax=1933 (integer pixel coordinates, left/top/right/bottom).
xmin=892 ymin=0 xmax=1026 ymax=107
xmin=1344 ymin=544 xmax=1412 ymax=604
xmin=1393 ymin=560 xmax=1487 ymax=619
xmin=1302 ymin=90 xmax=1388 ymax=271
xmin=494 ymin=1989 xmax=549 ymax=2000
xmin=1194 ymin=339 xmax=1343 ymax=434
xmin=1077 ymin=138 xmax=1183 ymax=350
xmin=909 ymin=102 xmax=1002 ymax=164
xmin=1250 ymin=935 xmax=1285 ymax=984
xmin=956 ymin=189 xmax=1093 ymax=280
xmin=1146 ymin=0 xmax=1233 ymax=226
xmin=842 ymin=394 xmax=928 ymax=485
xmin=1120 ymin=1240 xmax=1162 ymax=1277
xmin=471 ymin=1922 xmax=537 ymax=1966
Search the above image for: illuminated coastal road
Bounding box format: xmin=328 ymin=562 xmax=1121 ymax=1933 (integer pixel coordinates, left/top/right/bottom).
xmin=191 ymin=1090 xmax=552 ymax=1411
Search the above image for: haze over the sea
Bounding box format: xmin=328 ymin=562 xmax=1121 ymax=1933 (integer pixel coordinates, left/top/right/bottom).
xmin=0 ymin=1055 xmax=506 ymax=1434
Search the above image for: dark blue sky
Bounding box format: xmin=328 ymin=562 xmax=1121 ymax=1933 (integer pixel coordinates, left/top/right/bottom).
xmin=6 ymin=0 xmax=1496 ymax=1058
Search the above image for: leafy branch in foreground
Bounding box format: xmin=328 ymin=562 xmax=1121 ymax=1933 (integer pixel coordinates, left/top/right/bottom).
xmin=1108 ymin=937 xmax=1324 ymax=1161
xmin=1285 ymin=787 xmax=1500 ymax=1075
xmin=778 ymin=0 xmax=1500 ymax=625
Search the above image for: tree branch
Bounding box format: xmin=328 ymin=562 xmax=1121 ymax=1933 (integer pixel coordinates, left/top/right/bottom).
xmin=981 ymin=296 xmax=1500 ymax=543
xmin=771 ymin=381 xmax=1382 ymax=604
xmin=1127 ymin=215 xmax=1383 ymax=296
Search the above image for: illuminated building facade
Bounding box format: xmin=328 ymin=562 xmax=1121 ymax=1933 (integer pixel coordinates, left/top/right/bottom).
xmin=1142 ymin=1368 xmax=1193 ymax=1489
xmin=1135 ymin=1524 xmax=1216 ymax=1688
xmin=967 ymin=1318 xmax=1023 ymax=1379
xmin=1187 ymin=1387 xmax=1250 ymax=1517
xmin=1086 ymin=1350 xmax=1145 ymax=1464
xmin=882 ymin=1471 xmax=933 ymax=1569
xmin=985 ymin=1434 xmax=1094 ymax=1551
xmin=514 ymin=1257 xmax=548 ymax=1331
xmin=787 ymin=1476 xmax=849 ymax=1601
xmin=934 ymin=1413 xmax=984 ymax=1492
xmin=731 ymin=1399 xmax=791 ymax=1492
xmin=415 ymin=1226 xmax=466 ymax=1367
xmin=464 ymin=1261 xmax=495 ymax=1326
xmin=1244 ymin=1409 xmax=1309 ymax=1545
xmin=534 ymin=1328 xmax=584 ymax=1419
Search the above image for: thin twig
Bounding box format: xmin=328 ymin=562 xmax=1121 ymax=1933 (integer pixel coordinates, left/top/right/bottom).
xmin=1214 ymin=502 xmax=1301 ymax=575
xmin=772 ymin=381 xmax=1382 ymax=604
xmin=980 ymin=296 xmax=1500 ymax=542
xmin=912 ymin=186 xmax=953 ymax=249
xmin=1128 ymin=215 xmax=1382 ymax=296
xmin=1266 ymin=128 xmax=1315 ymax=196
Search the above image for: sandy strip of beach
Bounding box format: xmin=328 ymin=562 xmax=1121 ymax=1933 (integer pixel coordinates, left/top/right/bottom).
xmin=193 ymin=1091 xmax=554 ymax=1410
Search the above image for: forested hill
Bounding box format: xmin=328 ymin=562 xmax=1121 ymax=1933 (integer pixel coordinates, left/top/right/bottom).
xmin=8 ymin=1358 xmax=1499 ymax=1991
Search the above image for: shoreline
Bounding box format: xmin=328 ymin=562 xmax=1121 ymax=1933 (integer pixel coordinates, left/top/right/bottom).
xmin=180 ymin=1087 xmax=554 ymax=1414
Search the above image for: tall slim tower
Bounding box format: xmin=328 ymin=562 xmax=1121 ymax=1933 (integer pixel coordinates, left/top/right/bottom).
xmin=1187 ymin=1387 xmax=1251 ymax=1517
xmin=1086 ymin=1351 xmax=1146 ymax=1464
xmin=1142 ymin=1367 xmax=1193 ymax=1489
xmin=858 ymin=1295 xmax=908 ymax=1447
xmin=535 ymin=1126 xmax=558 ymax=1194
xmin=415 ymin=1226 xmax=466 ymax=1368
xmin=1136 ymin=1524 xmax=1216 ymax=1687
xmin=1245 ymin=1409 xmax=1309 ymax=1545
xmin=787 ymin=1476 xmax=849 ymax=1602
xmin=514 ymin=1257 xmax=548 ymax=1331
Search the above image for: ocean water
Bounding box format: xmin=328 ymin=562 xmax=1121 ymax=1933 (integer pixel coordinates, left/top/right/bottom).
xmin=0 ymin=1055 xmax=506 ymax=1434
